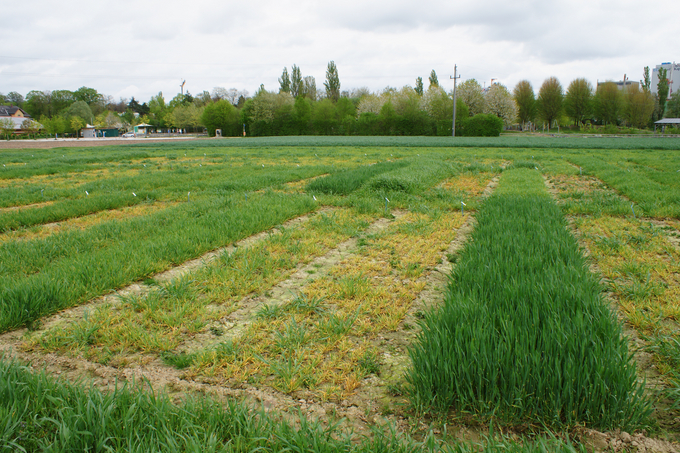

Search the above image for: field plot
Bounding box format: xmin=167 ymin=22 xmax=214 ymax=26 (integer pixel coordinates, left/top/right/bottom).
xmin=1 ymin=139 xmax=680 ymax=452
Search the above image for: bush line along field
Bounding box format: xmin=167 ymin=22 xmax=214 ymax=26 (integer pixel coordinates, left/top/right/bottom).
xmin=1 ymin=137 xmax=679 ymax=452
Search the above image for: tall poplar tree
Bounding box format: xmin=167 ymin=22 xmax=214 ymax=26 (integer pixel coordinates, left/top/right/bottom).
xmin=324 ymin=61 xmax=340 ymax=102
xmin=428 ymin=70 xmax=439 ymax=89
xmin=279 ymin=67 xmax=291 ymax=93
xmin=415 ymin=77 xmax=424 ymax=96
xmin=658 ymin=67 xmax=669 ymax=115
xmin=291 ymin=65 xmax=303 ymax=98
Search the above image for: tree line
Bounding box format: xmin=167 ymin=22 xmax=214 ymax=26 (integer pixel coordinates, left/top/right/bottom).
xmin=2 ymin=63 xmax=678 ymax=138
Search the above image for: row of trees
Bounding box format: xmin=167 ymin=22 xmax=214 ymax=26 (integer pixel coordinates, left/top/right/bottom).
xmin=3 ymin=63 xmax=678 ymax=138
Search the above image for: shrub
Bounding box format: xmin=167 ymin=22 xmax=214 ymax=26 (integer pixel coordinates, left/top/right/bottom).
xmin=459 ymin=114 xmax=503 ymax=137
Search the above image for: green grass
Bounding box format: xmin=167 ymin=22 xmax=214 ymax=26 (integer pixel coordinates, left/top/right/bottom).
xmin=0 ymin=357 xmax=589 ymax=452
xmin=407 ymin=168 xmax=651 ymax=430
xmin=0 ymin=192 xmax=316 ymax=332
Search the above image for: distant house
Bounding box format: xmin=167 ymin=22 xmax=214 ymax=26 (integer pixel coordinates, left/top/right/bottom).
xmin=0 ymin=106 xmax=40 ymax=132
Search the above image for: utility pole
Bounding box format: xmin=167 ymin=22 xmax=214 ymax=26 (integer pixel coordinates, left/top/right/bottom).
xmin=450 ymin=64 xmax=460 ymax=137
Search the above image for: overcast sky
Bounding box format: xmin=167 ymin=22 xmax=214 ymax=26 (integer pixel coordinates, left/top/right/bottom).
xmin=2 ymin=0 xmax=679 ymax=103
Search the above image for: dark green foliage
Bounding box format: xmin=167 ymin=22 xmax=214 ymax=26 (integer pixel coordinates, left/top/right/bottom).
xmin=201 ymin=100 xmax=241 ymax=137
xmin=407 ymin=169 xmax=650 ymax=429
xmin=458 ymin=114 xmax=503 ymax=137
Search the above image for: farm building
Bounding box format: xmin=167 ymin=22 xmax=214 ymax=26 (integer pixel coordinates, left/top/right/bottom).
xmin=0 ymin=105 xmax=40 ymax=132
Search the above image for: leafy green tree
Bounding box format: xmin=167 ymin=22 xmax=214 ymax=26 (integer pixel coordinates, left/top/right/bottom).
xmin=242 ymin=89 xmax=294 ymax=136
xmin=21 ymin=119 xmax=40 ymax=138
xmin=312 ymin=99 xmax=339 ymax=134
xmin=303 ymin=76 xmax=317 ymax=100
xmin=279 ymin=67 xmax=291 ymax=93
xmin=458 ymin=79 xmax=485 ymax=116
xmin=512 ymin=80 xmax=536 ymax=128
xmin=623 ymin=85 xmax=655 ymax=128
xmin=564 ymin=78 xmax=593 ymax=125
xmin=428 ymin=70 xmax=439 ymax=89
xmin=415 ymin=77 xmax=424 ymax=96
xmin=0 ymin=93 xmax=6 ymax=105
xmin=73 ymin=86 xmax=101 ymax=105
xmin=25 ymin=90 xmax=53 ymax=118
xmin=421 ymin=85 xmax=451 ymax=122
xmin=537 ymin=77 xmax=564 ymax=129
xmin=6 ymin=91 xmax=24 ymax=107
xmin=201 ymin=99 xmax=240 ymax=136
xmin=171 ymin=104 xmax=203 ymax=132
xmin=149 ymin=92 xmax=168 ymax=129
xmin=95 ymin=111 xmax=122 ymax=129
xmin=50 ymin=90 xmax=75 ymax=115
xmin=63 ymin=100 xmax=95 ymax=125
xmin=291 ymin=65 xmax=303 ymax=98
xmin=484 ymin=83 xmax=516 ymax=126
xmin=0 ymin=118 xmax=14 ymax=139
xmin=336 ymin=97 xmax=356 ymax=134
xmin=70 ymin=117 xmax=86 ymax=138
xmin=193 ymin=91 xmax=212 ymax=107
xmin=657 ymin=67 xmax=669 ymax=115
xmin=293 ymin=96 xmax=312 ymax=134
xmin=594 ymin=82 xmax=623 ymax=125
xmin=665 ymin=91 xmax=680 ymax=118
xmin=377 ymin=101 xmax=398 ymax=135
xmin=40 ymin=115 xmax=66 ymax=136
xmin=324 ymin=61 xmax=340 ymax=102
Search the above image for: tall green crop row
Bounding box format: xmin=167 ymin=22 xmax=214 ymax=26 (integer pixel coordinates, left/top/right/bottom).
xmin=407 ymin=168 xmax=650 ymax=429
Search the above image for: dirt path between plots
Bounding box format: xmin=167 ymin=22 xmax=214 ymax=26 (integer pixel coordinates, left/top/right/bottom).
xmin=0 ymin=177 xmax=499 ymax=441
xmin=544 ymin=176 xmax=680 ymax=453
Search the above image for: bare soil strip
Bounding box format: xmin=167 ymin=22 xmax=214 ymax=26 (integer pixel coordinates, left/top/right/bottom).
xmin=0 ymin=200 xmax=55 ymax=213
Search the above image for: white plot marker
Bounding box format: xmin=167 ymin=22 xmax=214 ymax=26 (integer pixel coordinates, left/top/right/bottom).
xmin=461 ymin=201 xmax=466 ymax=214
xmin=262 ymin=164 xmax=265 ymax=167
xmin=188 ymin=191 xmax=191 ymax=202
xmin=85 ymin=190 xmax=89 ymax=196
xmin=313 ymin=195 xmax=317 ymax=201
xmin=133 ymin=192 xmax=137 ymax=197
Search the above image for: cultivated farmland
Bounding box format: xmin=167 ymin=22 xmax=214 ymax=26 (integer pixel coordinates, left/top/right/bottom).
xmin=1 ymin=136 xmax=679 ymax=452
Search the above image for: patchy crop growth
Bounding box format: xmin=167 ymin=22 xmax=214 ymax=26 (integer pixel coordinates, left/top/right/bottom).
xmin=1 ymin=138 xmax=680 ymax=451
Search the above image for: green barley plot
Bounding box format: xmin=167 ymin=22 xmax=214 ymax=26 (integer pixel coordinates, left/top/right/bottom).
xmin=407 ymin=168 xmax=650 ymax=430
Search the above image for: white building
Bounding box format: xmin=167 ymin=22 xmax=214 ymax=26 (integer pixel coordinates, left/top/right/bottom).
xmin=651 ymin=62 xmax=680 ymax=98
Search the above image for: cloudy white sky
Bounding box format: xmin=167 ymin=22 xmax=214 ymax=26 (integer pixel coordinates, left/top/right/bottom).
xmin=2 ymin=0 xmax=679 ymax=104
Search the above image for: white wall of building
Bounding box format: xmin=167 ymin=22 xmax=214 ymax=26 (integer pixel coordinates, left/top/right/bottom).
xmin=651 ymin=62 xmax=680 ymax=98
